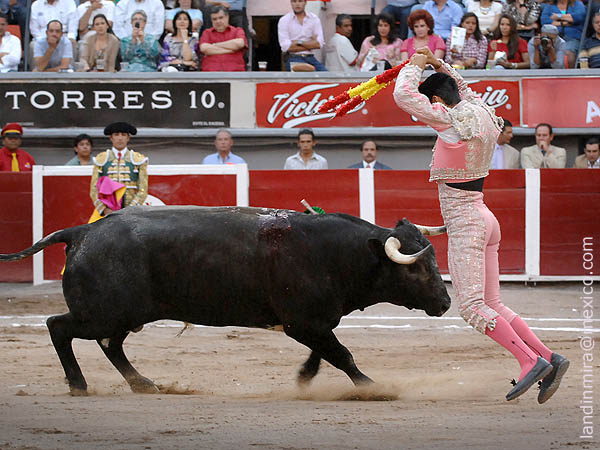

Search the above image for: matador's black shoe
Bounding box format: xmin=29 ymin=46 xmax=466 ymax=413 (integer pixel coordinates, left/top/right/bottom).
xmin=538 ymin=353 xmax=570 ymax=404
xmin=506 ymin=357 xmax=552 ymax=401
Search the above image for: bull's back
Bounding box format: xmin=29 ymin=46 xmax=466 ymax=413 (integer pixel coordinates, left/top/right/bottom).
xmin=63 ymin=207 xmax=293 ymax=327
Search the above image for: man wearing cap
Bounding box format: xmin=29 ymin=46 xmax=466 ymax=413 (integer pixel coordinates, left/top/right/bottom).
xmin=0 ymin=123 xmax=35 ymax=172
xmin=90 ymin=122 xmax=148 ymax=216
xmin=528 ymin=24 xmax=568 ymax=69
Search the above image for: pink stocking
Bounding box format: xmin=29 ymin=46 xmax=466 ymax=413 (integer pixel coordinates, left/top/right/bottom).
xmin=509 ymin=316 xmax=552 ymax=362
xmin=486 ymin=316 xmax=538 ymax=380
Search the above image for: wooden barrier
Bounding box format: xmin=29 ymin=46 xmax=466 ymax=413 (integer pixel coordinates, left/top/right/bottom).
xmin=540 ymin=170 xmax=600 ymax=276
xmin=0 ymin=173 xmax=32 ymax=282
xmin=0 ymin=168 xmax=597 ymax=283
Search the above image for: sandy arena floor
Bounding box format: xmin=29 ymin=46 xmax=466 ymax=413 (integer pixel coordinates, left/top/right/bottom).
xmin=0 ymin=281 xmax=597 ymax=450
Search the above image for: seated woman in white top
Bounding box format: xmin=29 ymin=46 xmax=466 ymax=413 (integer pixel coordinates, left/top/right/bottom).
xmin=468 ymin=0 xmax=503 ymax=38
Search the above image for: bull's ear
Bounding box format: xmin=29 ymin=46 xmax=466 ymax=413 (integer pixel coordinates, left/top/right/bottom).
xmin=367 ymin=238 xmax=386 ymax=262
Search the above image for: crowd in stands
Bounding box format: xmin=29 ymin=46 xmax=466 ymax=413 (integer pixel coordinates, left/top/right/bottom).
xmin=0 ymin=0 xmax=249 ymax=72
xmin=0 ymin=0 xmax=599 ymax=72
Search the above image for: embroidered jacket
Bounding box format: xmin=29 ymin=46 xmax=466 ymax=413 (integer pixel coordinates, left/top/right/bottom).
xmin=90 ymin=149 xmax=148 ymax=214
xmin=393 ymin=60 xmax=503 ymax=182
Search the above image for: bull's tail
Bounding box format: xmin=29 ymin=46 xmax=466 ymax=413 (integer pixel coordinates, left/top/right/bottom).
xmin=0 ymin=228 xmax=74 ymax=262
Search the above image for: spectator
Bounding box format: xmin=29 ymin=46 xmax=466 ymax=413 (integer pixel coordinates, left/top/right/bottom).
xmin=488 ymin=14 xmax=530 ymax=69
xmin=528 ymin=24 xmax=568 ymax=69
xmin=202 ymin=129 xmax=246 ymax=164
xmin=284 ymin=128 xmax=328 ymax=170
xmin=541 ymin=0 xmax=586 ymax=68
xmin=90 ymin=122 xmax=148 ymax=216
xmin=490 ymin=119 xmax=520 ymax=169
xmin=66 ymin=134 xmax=93 ymax=165
xmin=77 ymin=0 xmax=114 ymax=40
xmin=0 ymin=123 xmax=34 ymax=172
xmin=79 ymin=14 xmax=119 ymax=72
xmin=325 ymin=13 xmax=358 ymax=73
xmin=166 ymin=0 xmax=202 ymax=35
xmin=423 ymin=0 xmax=463 ymax=41
xmin=0 ymin=12 xmax=21 ymax=72
xmin=521 ymin=123 xmax=566 ymax=168
xmin=160 ymin=10 xmax=199 ymax=72
xmin=468 ymin=0 xmax=502 ymax=38
xmin=113 ymin=0 xmax=164 ymax=40
xmin=573 ymin=137 xmax=600 ymax=168
xmin=445 ymin=12 xmax=488 ymax=68
xmin=358 ymin=13 xmax=403 ymax=70
xmin=348 ymin=140 xmax=392 ymax=169
xmin=205 ymin=1 xmax=245 ymax=29
xmin=33 ymin=19 xmax=72 ymax=72
xmin=502 ymin=0 xmax=541 ymax=39
xmin=278 ymin=0 xmax=326 ymax=71
xmin=382 ymin=0 xmax=419 ymax=40
xmin=0 ymin=0 xmax=26 ymax=38
xmin=30 ymin=0 xmax=78 ymax=41
xmin=401 ymin=9 xmax=446 ymax=60
xmin=199 ymin=5 xmax=247 ymax=71
xmin=120 ymin=10 xmax=160 ymax=72
xmin=578 ymin=12 xmax=600 ymax=68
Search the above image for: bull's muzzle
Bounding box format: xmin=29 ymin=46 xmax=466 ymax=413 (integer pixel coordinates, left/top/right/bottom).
xmin=384 ymin=237 xmax=431 ymax=265
xmin=413 ymin=224 xmax=446 ymax=236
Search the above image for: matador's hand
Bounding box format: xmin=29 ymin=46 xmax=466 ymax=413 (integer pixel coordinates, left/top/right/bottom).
xmin=409 ymin=53 xmax=428 ymax=69
xmin=415 ymin=47 xmax=441 ymax=69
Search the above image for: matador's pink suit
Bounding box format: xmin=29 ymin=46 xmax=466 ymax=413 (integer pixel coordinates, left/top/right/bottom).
xmin=393 ymin=61 xmax=514 ymax=334
xmin=391 ymin=60 xmax=572 ymax=405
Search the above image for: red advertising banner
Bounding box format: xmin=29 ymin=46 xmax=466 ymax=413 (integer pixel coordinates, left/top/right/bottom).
xmin=522 ymin=77 xmax=600 ymax=128
xmin=256 ymin=80 xmax=520 ymax=128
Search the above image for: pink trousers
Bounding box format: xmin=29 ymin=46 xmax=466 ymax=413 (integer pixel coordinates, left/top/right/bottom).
xmin=438 ymin=183 xmax=517 ymax=334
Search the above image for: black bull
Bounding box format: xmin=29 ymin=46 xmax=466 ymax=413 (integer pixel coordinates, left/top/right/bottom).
xmin=0 ymin=206 xmax=450 ymax=395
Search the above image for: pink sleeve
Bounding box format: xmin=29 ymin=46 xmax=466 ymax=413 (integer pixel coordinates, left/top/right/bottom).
xmin=394 ymin=39 xmax=403 ymax=65
xmin=358 ymin=37 xmax=372 ymax=61
xmin=393 ymin=63 xmax=452 ymax=130
xmin=400 ymin=38 xmax=408 ymax=52
xmin=433 ymin=35 xmax=446 ymax=52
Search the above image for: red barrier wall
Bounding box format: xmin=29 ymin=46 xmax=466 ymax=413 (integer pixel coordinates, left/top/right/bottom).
xmin=41 ymin=174 xmax=238 ymax=280
xmin=1 ymin=169 xmax=596 ymax=282
xmin=249 ymin=170 xmax=360 ymax=216
xmin=540 ymin=169 xmax=600 ymax=276
xmin=374 ymin=170 xmax=525 ymax=274
xmin=0 ymin=173 xmax=33 ymax=282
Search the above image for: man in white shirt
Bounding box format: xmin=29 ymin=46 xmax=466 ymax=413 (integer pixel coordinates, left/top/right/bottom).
xmin=113 ymin=0 xmax=164 ymax=40
xmin=348 ymin=140 xmax=392 ymax=169
xmin=490 ymin=119 xmax=520 ymax=169
xmin=0 ymin=12 xmax=21 ymax=72
xmin=77 ymin=0 xmax=114 ymax=39
xmin=30 ymin=0 xmax=78 ymax=41
xmin=278 ymin=0 xmax=326 ymax=71
xmin=284 ymin=128 xmax=328 ymax=170
xmin=325 ymin=14 xmax=358 ymax=73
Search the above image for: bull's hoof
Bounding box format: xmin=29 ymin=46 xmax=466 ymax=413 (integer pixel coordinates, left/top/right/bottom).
xmin=69 ymin=387 xmax=88 ymax=397
xmin=296 ymin=374 xmax=313 ymax=388
xmin=130 ymin=377 xmax=160 ymax=394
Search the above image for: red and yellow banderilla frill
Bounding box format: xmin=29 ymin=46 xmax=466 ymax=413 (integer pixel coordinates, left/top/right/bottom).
xmin=318 ymin=60 xmax=410 ymax=117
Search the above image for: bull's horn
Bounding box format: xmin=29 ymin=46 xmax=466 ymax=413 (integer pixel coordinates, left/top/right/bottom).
xmin=384 ymin=237 xmax=431 ymax=265
xmin=414 ymin=224 xmax=446 ymax=236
